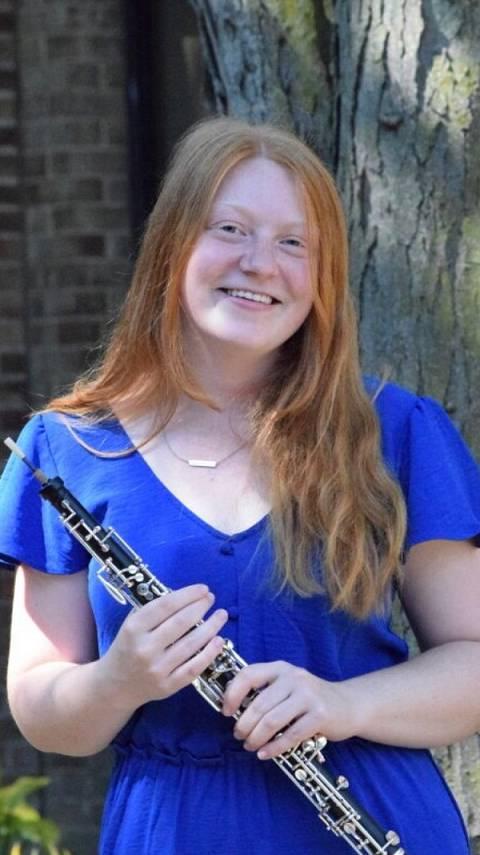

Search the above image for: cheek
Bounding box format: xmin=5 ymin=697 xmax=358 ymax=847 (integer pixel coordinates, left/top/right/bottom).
xmin=181 ymin=245 xmax=224 ymax=300
xmin=291 ymin=266 xmax=313 ymax=312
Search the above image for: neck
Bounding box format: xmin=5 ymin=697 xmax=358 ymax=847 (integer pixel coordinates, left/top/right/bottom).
xmin=183 ymin=338 xmax=276 ymax=410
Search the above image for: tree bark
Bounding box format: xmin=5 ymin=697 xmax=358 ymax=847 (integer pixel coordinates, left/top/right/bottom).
xmin=336 ymin=8 xmax=480 ymax=841
xmin=189 ymin=0 xmax=480 ymax=847
xmin=188 ymin=0 xmax=335 ymax=164
xmin=336 ymin=0 xmax=480 ymax=453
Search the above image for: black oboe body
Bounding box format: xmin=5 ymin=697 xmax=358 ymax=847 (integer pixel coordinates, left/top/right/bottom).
xmin=5 ymin=437 xmax=406 ymax=855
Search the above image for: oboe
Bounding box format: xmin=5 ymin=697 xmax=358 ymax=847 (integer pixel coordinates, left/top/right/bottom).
xmin=5 ymin=437 xmax=406 ymax=855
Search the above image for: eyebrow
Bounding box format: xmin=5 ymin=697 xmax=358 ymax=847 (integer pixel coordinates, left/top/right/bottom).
xmin=211 ymin=202 xmax=307 ymax=232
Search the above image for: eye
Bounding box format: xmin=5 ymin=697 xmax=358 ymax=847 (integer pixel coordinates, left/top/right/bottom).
xmin=220 ymin=224 xmax=243 ymax=235
xmin=280 ymin=236 xmax=307 ymax=254
xmin=208 ymin=221 xmax=247 ymax=238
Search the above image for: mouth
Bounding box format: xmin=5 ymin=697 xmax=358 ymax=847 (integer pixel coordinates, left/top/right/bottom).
xmin=219 ymin=288 xmax=280 ymax=305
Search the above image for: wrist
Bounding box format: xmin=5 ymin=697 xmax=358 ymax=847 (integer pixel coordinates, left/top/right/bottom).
xmin=94 ymin=652 xmax=145 ymax=717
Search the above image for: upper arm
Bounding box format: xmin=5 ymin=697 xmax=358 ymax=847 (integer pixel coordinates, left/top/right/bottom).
xmin=7 ymin=564 xmax=98 ymax=688
xmin=401 ymin=539 xmax=480 ymax=650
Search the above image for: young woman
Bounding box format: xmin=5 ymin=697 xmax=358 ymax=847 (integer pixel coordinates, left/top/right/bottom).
xmin=1 ymin=118 xmax=480 ymax=855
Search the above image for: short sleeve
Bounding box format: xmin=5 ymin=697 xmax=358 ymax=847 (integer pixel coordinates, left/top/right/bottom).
xmin=0 ymin=414 xmax=89 ymax=573
xmin=398 ymin=397 xmax=480 ymax=549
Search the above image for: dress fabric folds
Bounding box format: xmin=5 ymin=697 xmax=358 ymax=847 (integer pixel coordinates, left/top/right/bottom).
xmin=0 ymin=381 xmax=479 ymax=855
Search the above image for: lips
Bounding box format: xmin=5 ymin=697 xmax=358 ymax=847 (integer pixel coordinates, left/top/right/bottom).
xmin=219 ymin=287 xmax=279 ymax=305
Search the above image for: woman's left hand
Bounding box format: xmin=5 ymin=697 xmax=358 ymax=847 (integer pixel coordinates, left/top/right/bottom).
xmin=222 ymin=661 xmax=357 ymax=760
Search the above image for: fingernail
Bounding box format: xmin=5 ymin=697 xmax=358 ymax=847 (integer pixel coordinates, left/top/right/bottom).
xmin=257 ymin=749 xmax=267 ymax=759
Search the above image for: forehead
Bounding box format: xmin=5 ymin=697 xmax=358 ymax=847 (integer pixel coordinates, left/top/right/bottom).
xmin=211 ymin=156 xmax=306 ymax=220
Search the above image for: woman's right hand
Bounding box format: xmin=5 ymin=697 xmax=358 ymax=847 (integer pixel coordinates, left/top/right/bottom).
xmin=100 ymin=584 xmax=228 ymax=710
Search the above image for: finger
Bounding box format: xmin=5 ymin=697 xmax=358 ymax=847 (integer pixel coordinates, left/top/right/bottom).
xmin=153 ymin=592 xmax=217 ymax=648
xmin=223 ymin=662 xmax=284 ymax=717
xmin=127 ymin=584 xmax=211 ymax=632
xmin=164 ymin=608 xmax=229 ymax=672
xmin=233 ymin=683 xmax=291 ymax=741
xmin=256 ymin=714 xmax=320 ymax=760
xmin=240 ymin=695 xmax=303 ymax=752
xmin=168 ymin=633 xmax=227 ymax=692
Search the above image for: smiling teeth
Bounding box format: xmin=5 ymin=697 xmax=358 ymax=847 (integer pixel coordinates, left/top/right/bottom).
xmin=226 ymin=289 xmax=273 ymax=304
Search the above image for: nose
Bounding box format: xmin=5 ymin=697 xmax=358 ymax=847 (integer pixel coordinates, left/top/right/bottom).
xmin=239 ymin=236 xmax=278 ymax=277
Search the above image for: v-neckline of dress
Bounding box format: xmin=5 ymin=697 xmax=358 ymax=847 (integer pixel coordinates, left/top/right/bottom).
xmin=116 ymin=420 xmax=270 ymax=542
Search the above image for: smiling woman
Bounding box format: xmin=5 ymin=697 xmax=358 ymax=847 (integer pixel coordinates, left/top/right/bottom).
xmin=181 ymin=156 xmax=313 ymax=361
xmin=0 ymin=118 xmax=480 ymax=855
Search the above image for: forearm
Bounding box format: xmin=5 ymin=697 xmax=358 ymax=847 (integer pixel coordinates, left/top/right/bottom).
xmin=8 ymin=657 xmax=137 ymax=756
xmin=347 ymin=640 xmax=480 ymax=748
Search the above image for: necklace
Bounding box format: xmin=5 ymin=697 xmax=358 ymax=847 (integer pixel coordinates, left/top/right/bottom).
xmin=163 ymin=429 xmax=248 ymax=468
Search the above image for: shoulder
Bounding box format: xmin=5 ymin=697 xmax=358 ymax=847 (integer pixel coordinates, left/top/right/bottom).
xmin=363 ymin=377 xmax=458 ymax=476
xmin=364 ymin=375 xmax=418 ymax=423
xmin=364 ymin=376 xmax=418 ymax=462
xmin=12 ymin=411 xmax=129 ymax=480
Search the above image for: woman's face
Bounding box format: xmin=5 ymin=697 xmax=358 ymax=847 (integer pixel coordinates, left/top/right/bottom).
xmin=180 ymin=156 xmax=314 ymax=362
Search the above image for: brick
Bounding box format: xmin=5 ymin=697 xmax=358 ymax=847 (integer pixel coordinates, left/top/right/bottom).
xmin=50 ymin=119 xmax=101 ymax=146
xmin=108 ymin=232 xmax=131 ymax=259
xmin=28 ymin=233 xmax=106 ymax=260
xmin=21 ymin=91 xmax=49 ymax=119
xmin=58 ymin=321 xmax=100 ymax=344
xmin=24 ymin=175 xmax=103 ymax=204
xmin=0 ymin=379 xmax=27 ymax=397
xmin=52 ymin=205 xmax=77 ymax=230
xmin=50 ymin=234 xmax=106 ymax=257
xmin=0 ymin=183 xmax=19 ymax=203
xmin=67 ymin=62 xmax=99 ymax=88
xmin=74 ymin=177 xmax=103 ymax=201
xmin=0 ymin=208 xmax=22 ymax=231
xmin=103 ymin=62 xmax=125 ymax=88
xmin=52 ymin=148 xmax=126 ymax=175
xmin=0 ymin=12 xmax=14 ymax=31
xmin=22 ymin=153 xmax=46 ymax=177
xmin=105 ymin=177 xmax=127 ymax=203
xmin=0 ymin=95 xmax=15 ymax=121
xmin=83 ymin=205 xmax=128 ymax=230
xmin=0 ymin=320 xmax=23 ymax=345
xmin=1 ymin=352 xmax=27 ymax=373
xmin=0 ymin=33 xmax=14 ymax=64
xmin=47 ymin=35 xmax=82 ymax=61
xmin=0 ymin=126 xmax=18 ymax=146
xmin=84 ymin=35 xmax=124 ymax=60
xmin=0 ymin=235 xmax=20 ymax=259
xmin=0 ymin=152 xmax=16 ymax=177
xmin=0 ymin=287 xmax=22 ymax=314
xmin=0 ymin=67 xmax=15 ymax=87
xmin=74 ymin=291 xmax=106 ymax=314
xmin=25 ymin=206 xmax=50 ymax=233
xmin=106 ymin=121 xmax=126 ymax=146
xmin=0 ymin=410 xmax=28 ymax=431
xmin=0 ymin=265 xmax=21 ymax=287
xmin=49 ymin=91 xmax=123 ymax=117
xmin=53 ymin=264 xmax=89 ymax=288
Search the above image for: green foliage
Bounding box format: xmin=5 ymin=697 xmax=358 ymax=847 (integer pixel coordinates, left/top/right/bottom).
xmin=0 ymin=775 xmax=71 ymax=855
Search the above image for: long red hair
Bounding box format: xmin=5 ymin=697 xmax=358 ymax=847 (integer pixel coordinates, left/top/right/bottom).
xmin=46 ymin=118 xmax=406 ymax=617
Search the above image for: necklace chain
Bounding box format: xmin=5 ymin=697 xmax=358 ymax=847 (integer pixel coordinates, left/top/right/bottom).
xmin=163 ymin=430 xmax=248 ymax=469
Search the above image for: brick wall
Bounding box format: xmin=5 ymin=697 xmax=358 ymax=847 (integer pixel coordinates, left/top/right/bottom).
xmin=0 ymin=0 xmax=30 ymax=828
xmin=0 ymin=2 xmax=131 ymax=852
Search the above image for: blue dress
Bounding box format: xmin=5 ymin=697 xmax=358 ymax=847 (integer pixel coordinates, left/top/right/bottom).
xmin=1 ymin=382 xmax=480 ymax=855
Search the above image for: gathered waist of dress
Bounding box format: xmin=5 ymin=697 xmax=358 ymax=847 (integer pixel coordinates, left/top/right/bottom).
xmin=112 ymin=740 xmax=259 ymax=767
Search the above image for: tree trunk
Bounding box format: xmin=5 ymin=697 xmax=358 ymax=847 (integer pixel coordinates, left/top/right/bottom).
xmin=336 ymin=0 xmax=480 ymax=453
xmin=189 ymin=0 xmax=480 ymax=848
xmin=188 ymin=0 xmax=335 ymax=164
xmin=336 ymin=5 xmax=480 ymax=842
